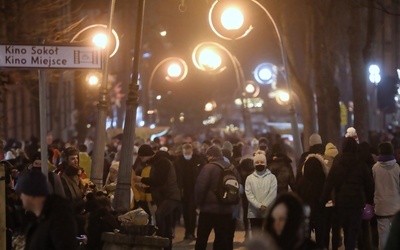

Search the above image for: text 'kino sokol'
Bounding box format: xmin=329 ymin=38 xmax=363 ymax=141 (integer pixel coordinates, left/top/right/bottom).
xmin=5 ymin=45 xmax=67 ymax=67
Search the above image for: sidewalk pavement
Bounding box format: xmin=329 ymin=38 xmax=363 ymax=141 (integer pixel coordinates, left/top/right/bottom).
xmin=172 ymin=225 xmax=246 ymax=250
xmin=171 ymin=224 xmax=347 ymax=250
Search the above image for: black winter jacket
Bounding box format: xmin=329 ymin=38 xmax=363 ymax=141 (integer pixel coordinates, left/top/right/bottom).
xmin=268 ymin=153 xmax=296 ymax=194
xmin=174 ymin=154 xmax=205 ymax=199
xmin=141 ymin=151 xmax=181 ymax=205
xmin=321 ymin=152 xmax=374 ymax=209
xmin=25 ymin=195 xmax=78 ymax=250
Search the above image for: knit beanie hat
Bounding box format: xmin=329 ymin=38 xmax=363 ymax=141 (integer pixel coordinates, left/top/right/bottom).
xmin=253 ymin=153 xmax=267 ymax=166
xmin=309 ymin=133 xmax=322 ymax=147
xmin=345 ymin=127 xmax=359 ymax=144
xmin=138 ymin=144 xmax=155 ymax=157
xmin=378 ymin=142 xmax=394 ymax=156
xmin=325 ymin=143 xmax=338 ymax=158
xmin=16 ymin=171 xmax=49 ymax=197
xmin=222 ymin=141 xmax=233 ymax=152
xmin=205 ymin=145 xmax=223 ymax=157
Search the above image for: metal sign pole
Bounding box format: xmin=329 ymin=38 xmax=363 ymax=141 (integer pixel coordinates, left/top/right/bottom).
xmin=0 ymin=163 xmax=5 ymax=250
xmin=38 ymin=69 xmax=48 ymax=178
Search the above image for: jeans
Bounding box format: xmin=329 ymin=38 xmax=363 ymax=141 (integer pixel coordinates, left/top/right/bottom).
xmin=195 ymin=212 xmax=232 ymax=250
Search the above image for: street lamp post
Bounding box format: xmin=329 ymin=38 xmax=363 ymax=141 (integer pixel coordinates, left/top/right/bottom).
xmin=70 ymin=15 xmax=120 ymax=188
xmin=209 ymin=0 xmax=303 ymax=160
xmin=192 ymin=41 xmax=253 ymax=138
xmin=146 ymin=57 xmax=188 ymax=125
xmin=113 ymin=0 xmax=146 ymax=212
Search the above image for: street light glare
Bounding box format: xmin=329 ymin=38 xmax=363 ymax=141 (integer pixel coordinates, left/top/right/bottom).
xmin=199 ymin=48 xmax=222 ymax=70
xmin=277 ymin=91 xmax=290 ymax=103
xmin=221 ymin=7 xmax=244 ymax=31
xmin=160 ymin=30 xmax=167 ymax=36
xmin=369 ymin=74 xmax=381 ymax=84
xmin=205 ymin=102 xmax=214 ymax=111
xmin=92 ymin=33 xmax=108 ymax=49
xmin=245 ymin=83 xmax=255 ymax=93
xmin=369 ymin=64 xmax=380 ymax=75
xmin=167 ymin=63 xmax=182 ymax=78
xmin=259 ymin=68 xmax=273 ymax=81
xmin=88 ymin=75 xmax=99 ymax=86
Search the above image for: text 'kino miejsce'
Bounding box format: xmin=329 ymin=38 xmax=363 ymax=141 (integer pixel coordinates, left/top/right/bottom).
xmin=5 ymin=45 xmax=67 ymax=67
xmin=0 ymin=44 xmax=101 ymax=69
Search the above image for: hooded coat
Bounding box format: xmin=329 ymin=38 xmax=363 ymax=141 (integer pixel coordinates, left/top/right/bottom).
xmin=372 ymin=158 xmax=400 ymax=216
xmin=267 ymin=153 xmax=296 ymax=194
xmin=141 ymin=151 xmax=180 ymax=205
xmin=321 ymin=152 xmax=374 ymax=209
xmin=25 ymin=195 xmax=78 ymax=250
xmin=245 ymin=169 xmax=277 ymax=218
xmin=195 ymin=156 xmax=234 ymax=214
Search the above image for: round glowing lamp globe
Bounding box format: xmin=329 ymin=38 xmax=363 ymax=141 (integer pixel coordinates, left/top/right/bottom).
xmin=88 ymin=75 xmax=99 ymax=86
xmin=221 ymin=7 xmax=244 ymax=31
xmin=167 ymin=63 xmax=182 ymax=78
xmin=199 ymin=49 xmax=222 ymax=70
xmin=245 ymin=83 xmax=255 ymax=94
xmin=92 ymin=33 xmax=108 ymax=49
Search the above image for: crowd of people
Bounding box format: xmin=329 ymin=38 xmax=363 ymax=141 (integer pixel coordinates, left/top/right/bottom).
xmin=2 ymin=127 xmax=400 ymax=250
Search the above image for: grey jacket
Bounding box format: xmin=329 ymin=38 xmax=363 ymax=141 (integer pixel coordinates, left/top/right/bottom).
xmin=372 ymin=159 xmax=400 ymax=216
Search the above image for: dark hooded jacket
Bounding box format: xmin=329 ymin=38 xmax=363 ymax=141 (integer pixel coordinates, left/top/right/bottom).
xmin=25 ymin=195 xmax=78 ymax=250
xmin=296 ymin=144 xmax=325 ymax=183
xmin=141 ymin=151 xmax=181 ymax=205
xmin=321 ymin=151 xmax=374 ymax=209
xmin=267 ymin=152 xmax=296 ymax=194
xmin=195 ymin=156 xmax=234 ymax=214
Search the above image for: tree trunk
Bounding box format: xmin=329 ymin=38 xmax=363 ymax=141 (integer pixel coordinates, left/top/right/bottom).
xmin=348 ymin=0 xmax=369 ymax=142
xmin=277 ymin=0 xmax=317 ymax=151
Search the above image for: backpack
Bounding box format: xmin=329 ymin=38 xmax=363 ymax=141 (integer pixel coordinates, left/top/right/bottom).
xmin=212 ymin=162 xmax=240 ymax=205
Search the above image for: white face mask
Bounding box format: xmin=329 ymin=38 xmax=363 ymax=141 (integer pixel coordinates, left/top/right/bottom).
xmin=183 ymin=154 xmax=192 ymax=160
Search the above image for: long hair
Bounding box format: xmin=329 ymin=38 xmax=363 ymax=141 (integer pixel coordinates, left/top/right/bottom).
xmin=264 ymin=192 xmax=309 ymax=250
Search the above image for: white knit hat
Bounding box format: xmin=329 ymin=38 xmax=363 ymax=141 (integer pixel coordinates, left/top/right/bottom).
xmin=253 ymin=153 xmax=266 ymax=166
xmin=309 ymin=133 xmax=322 ymax=147
xmin=345 ymin=127 xmax=359 ymax=144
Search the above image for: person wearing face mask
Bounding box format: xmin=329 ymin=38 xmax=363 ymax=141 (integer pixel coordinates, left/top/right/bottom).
xmin=245 ymin=152 xmax=277 ymax=235
xmin=258 ymin=137 xmax=269 ymax=155
xmin=174 ymin=144 xmax=205 ymax=240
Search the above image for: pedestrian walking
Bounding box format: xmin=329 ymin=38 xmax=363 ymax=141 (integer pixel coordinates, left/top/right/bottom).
xmin=134 ymin=144 xmax=181 ymax=250
xmin=372 ymin=142 xmax=400 ymax=249
xmin=321 ymin=137 xmax=374 ymax=250
xmin=174 ymin=143 xmax=205 ymax=240
xmin=264 ymin=192 xmax=319 ymax=250
xmin=16 ymin=171 xmax=78 ymax=250
xmin=194 ymin=145 xmax=235 ymax=250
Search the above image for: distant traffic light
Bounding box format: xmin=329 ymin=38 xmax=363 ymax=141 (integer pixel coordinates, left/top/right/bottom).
xmin=377 ymin=75 xmax=398 ymax=113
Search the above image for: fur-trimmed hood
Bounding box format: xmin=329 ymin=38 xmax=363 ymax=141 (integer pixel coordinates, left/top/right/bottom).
xmin=302 ymin=153 xmax=329 ymax=176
